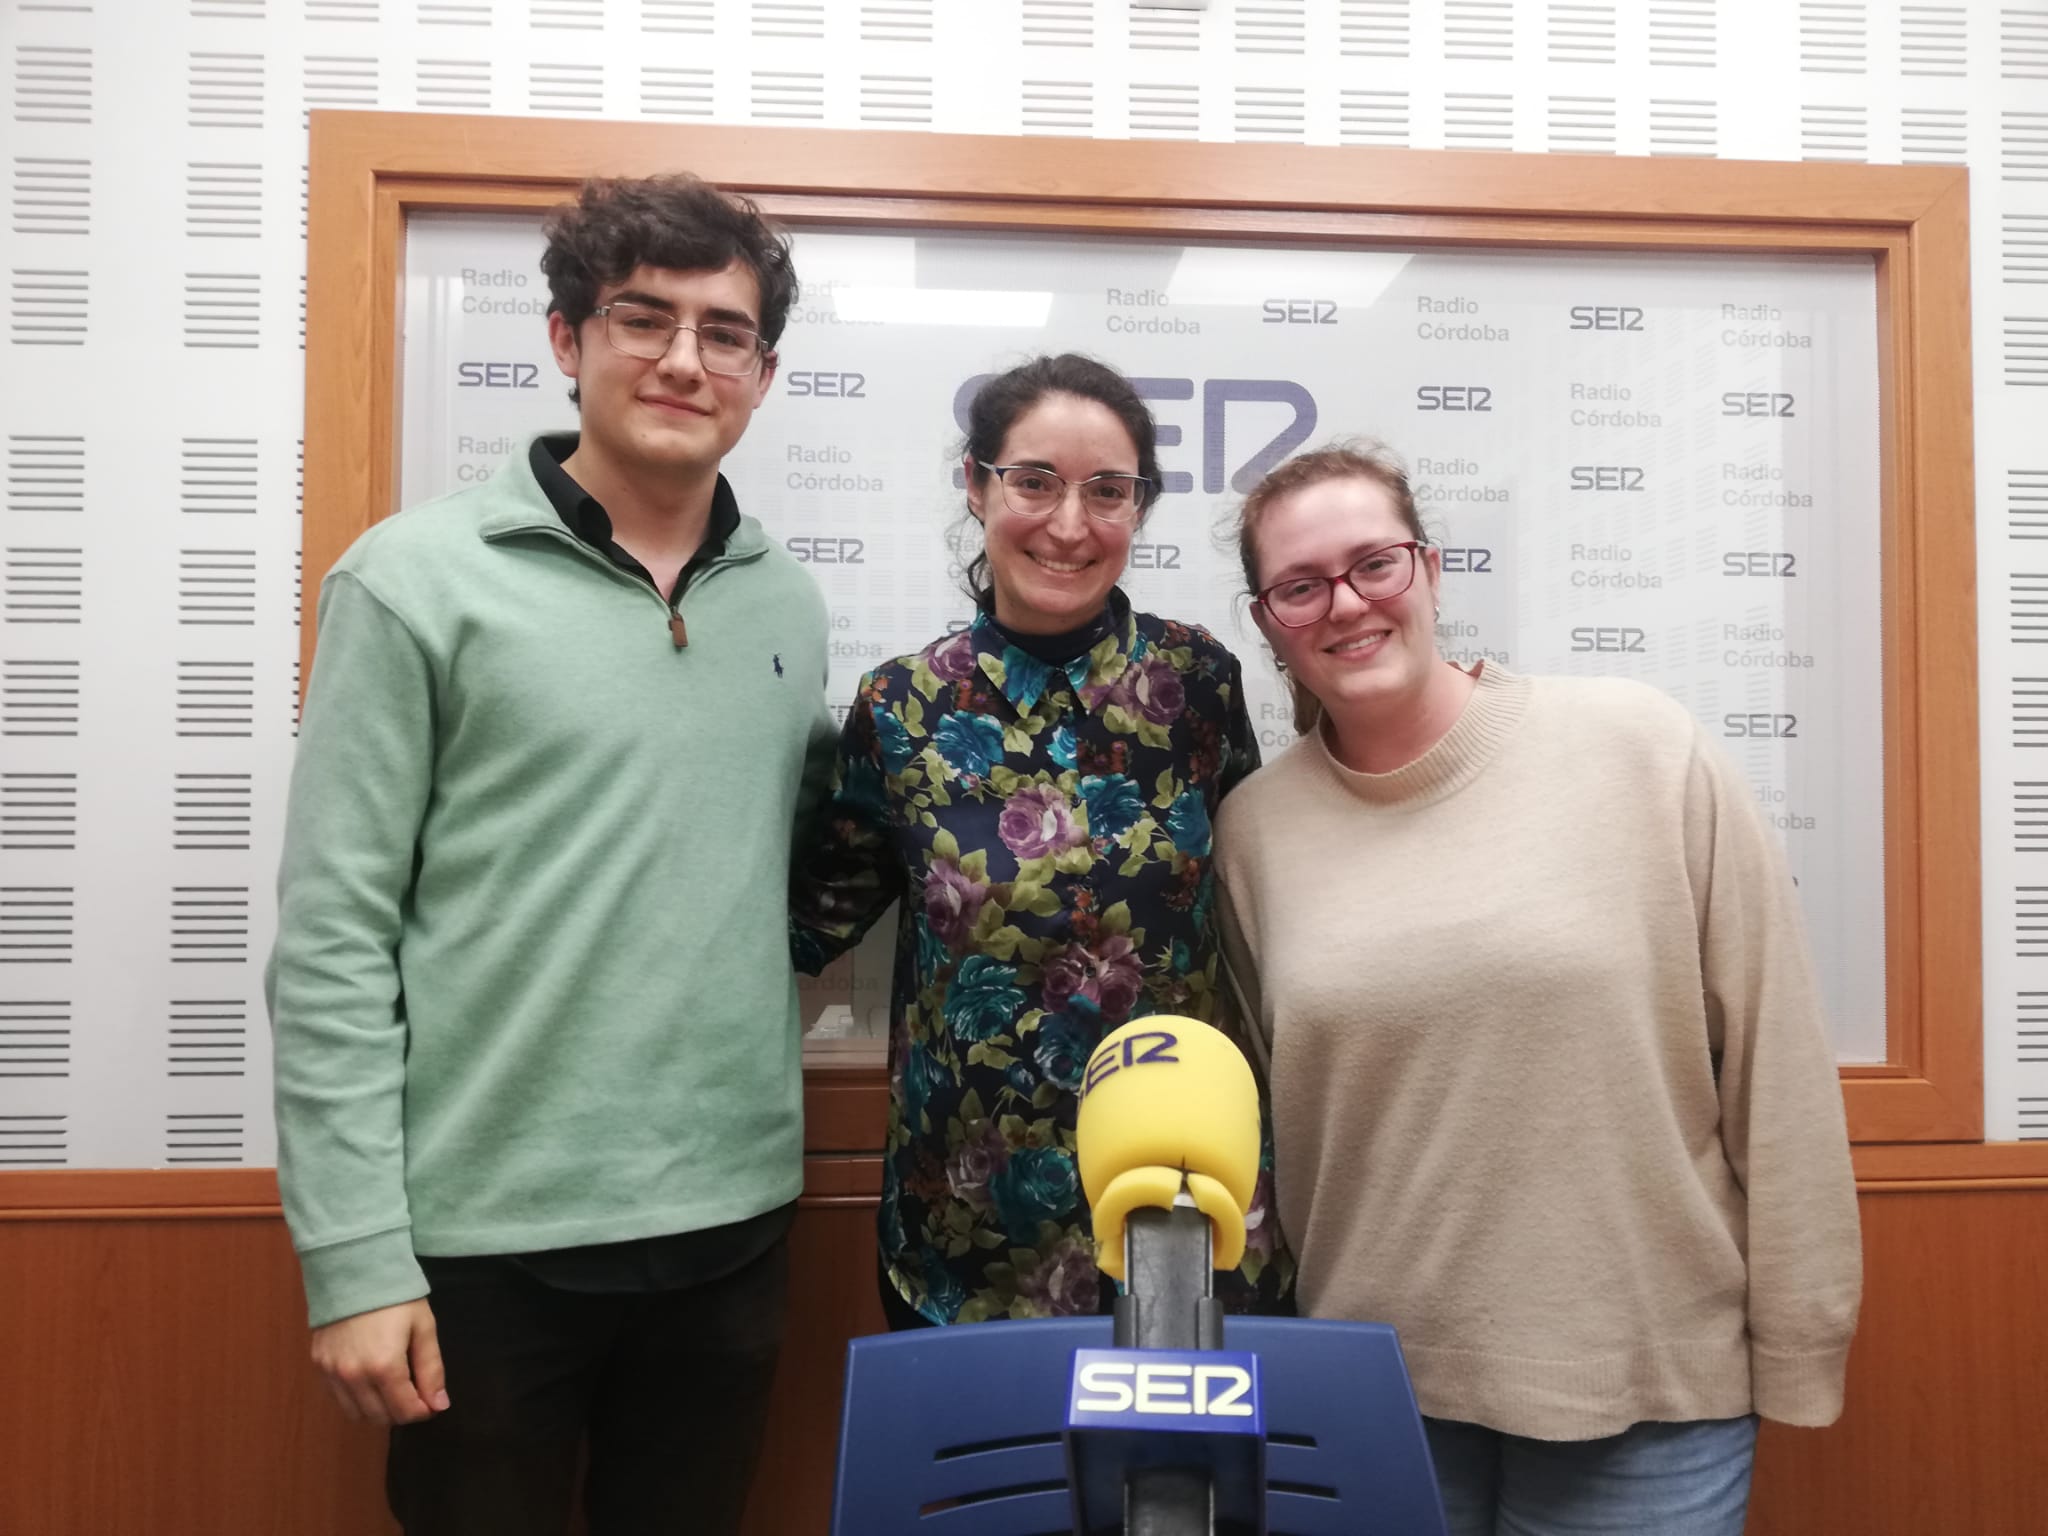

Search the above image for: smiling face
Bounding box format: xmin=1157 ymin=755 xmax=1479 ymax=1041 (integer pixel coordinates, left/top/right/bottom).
xmin=1249 ymin=473 xmax=1443 ymax=723
xmin=967 ymin=392 xmax=1142 ymax=635
xmin=546 ymin=259 xmax=775 ymax=483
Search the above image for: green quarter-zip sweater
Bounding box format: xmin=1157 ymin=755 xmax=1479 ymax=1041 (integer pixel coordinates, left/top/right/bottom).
xmin=268 ymin=438 xmax=835 ymax=1328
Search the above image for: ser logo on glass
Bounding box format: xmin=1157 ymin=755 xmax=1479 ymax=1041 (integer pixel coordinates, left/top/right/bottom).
xmin=456 ymin=361 xmax=542 ymax=389
xmin=1416 ymin=385 xmax=1493 ymax=412
xmin=1570 ymin=466 xmax=1645 ymax=492
xmin=1724 ymin=713 xmax=1800 ymax=739
xmin=784 ymin=537 xmax=865 ymax=565
xmin=953 ymin=375 xmax=1320 ymax=497
xmin=1568 ymin=305 xmax=1645 ymax=331
xmin=1438 ymin=547 xmax=1493 ymax=573
xmin=1570 ymin=626 xmax=1647 ymax=654
xmin=1723 ymin=552 xmax=1798 ymax=577
xmin=1127 ymin=542 xmax=1182 ymax=570
xmin=1261 ymin=299 xmax=1338 ymax=325
xmin=1722 ymin=391 xmax=1797 ymax=418
xmin=785 ymin=371 xmax=867 ymax=398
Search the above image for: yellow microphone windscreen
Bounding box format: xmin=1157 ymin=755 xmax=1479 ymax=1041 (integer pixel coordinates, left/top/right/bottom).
xmin=1075 ymin=1016 xmax=1260 ymax=1277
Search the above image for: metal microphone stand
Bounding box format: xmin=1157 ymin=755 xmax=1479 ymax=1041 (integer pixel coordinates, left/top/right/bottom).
xmin=1113 ymin=1183 xmax=1224 ymax=1536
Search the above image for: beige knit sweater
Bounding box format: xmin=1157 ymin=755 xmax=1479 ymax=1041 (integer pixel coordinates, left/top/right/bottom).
xmin=1213 ymin=663 xmax=1861 ymax=1440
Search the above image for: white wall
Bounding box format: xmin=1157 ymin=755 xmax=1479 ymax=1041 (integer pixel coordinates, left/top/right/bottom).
xmin=1 ymin=0 xmax=2040 ymax=1167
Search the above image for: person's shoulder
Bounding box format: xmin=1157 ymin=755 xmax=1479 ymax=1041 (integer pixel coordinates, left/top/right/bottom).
xmin=738 ymin=520 xmax=809 ymax=585
xmin=1215 ymin=731 xmax=1322 ymax=844
xmin=861 ymin=630 xmax=963 ymax=701
xmin=1526 ymin=671 xmax=1699 ymax=754
xmin=1134 ymin=609 xmax=1244 ymax=674
xmin=736 ymin=521 xmax=829 ymax=619
xmin=328 ymin=482 xmax=496 ymax=594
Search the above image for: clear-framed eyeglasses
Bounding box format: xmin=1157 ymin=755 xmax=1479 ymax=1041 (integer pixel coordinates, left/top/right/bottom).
xmin=1254 ymin=540 xmax=1425 ymax=628
xmin=593 ymin=301 xmax=769 ymax=376
xmin=976 ymin=462 xmax=1157 ymax=525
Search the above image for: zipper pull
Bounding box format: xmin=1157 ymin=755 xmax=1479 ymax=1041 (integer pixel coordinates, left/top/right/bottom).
xmin=669 ymin=612 xmax=688 ymax=649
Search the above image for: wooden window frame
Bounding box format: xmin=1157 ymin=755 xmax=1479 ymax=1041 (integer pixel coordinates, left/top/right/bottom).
xmin=12 ymin=108 xmax=2015 ymax=1224
xmin=311 ymin=109 xmax=1986 ymax=1147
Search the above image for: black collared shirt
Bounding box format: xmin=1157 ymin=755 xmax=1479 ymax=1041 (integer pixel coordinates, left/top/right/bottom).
xmin=480 ymin=434 xmax=793 ymax=1294
xmin=529 ymin=434 xmax=741 ymax=603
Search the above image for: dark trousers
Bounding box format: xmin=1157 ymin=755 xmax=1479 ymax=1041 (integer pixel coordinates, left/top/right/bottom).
xmin=387 ymin=1235 xmax=789 ymax=1536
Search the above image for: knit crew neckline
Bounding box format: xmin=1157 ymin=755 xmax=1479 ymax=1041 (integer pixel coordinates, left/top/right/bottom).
xmin=1311 ymin=662 xmax=1534 ymax=807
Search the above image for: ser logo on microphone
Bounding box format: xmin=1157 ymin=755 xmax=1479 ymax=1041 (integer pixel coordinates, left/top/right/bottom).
xmin=1081 ymin=1029 xmax=1178 ymax=1098
xmin=1072 ymin=1358 xmax=1256 ymax=1418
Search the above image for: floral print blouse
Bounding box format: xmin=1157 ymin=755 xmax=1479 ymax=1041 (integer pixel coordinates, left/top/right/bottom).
xmin=792 ymin=592 xmax=1295 ymax=1324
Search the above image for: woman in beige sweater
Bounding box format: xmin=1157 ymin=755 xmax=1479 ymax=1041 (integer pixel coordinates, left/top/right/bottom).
xmin=1212 ymin=443 xmax=1860 ymax=1536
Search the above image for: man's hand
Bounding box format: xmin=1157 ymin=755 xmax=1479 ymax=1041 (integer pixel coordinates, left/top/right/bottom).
xmin=310 ymin=1298 xmax=450 ymax=1426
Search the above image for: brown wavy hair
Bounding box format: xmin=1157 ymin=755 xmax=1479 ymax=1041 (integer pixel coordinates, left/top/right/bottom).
xmin=1234 ymin=441 xmax=1428 ymax=734
xmin=541 ymin=175 xmax=798 ymax=405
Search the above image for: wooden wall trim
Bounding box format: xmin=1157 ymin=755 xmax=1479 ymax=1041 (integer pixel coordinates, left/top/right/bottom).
xmin=0 ymin=1169 xmax=283 ymax=1219
xmin=311 ymin=111 xmax=1962 ymax=224
xmin=10 ymin=1142 xmax=2048 ymax=1221
xmin=5 ymin=1179 xmax=2040 ymax=1534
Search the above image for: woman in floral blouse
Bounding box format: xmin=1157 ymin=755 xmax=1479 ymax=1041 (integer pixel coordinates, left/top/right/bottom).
xmin=792 ymin=353 xmax=1293 ymax=1326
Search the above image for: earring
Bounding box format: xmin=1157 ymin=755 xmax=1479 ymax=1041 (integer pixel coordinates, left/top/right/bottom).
xmin=1434 ymin=604 xmax=1442 ymax=620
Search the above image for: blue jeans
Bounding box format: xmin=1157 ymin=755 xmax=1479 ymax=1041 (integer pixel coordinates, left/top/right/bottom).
xmin=1424 ymin=1414 xmax=1760 ymax=1536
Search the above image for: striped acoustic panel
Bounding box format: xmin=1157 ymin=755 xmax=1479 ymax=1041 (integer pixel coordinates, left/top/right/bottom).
xmin=858 ymin=75 xmax=931 ymax=127
xmin=0 ymin=774 xmax=76 ymax=851
xmin=2 ymin=659 xmax=79 ymax=736
xmin=0 ymin=1111 xmax=68 ymax=1163
xmin=165 ymin=1111 xmax=245 ymax=1164
xmin=3 ymin=545 xmax=81 ymax=624
xmin=1130 ymin=82 xmax=1198 ymax=140
xmin=530 ymin=0 xmax=602 ymax=28
xmin=1547 ymin=2 xmax=1615 ymax=66
xmin=1236 ymin=1 xmax=1306 ymax=56
xmin=0 ymin=886 xmax=73 ymax=968
xmin=1341 ymin=0 xmax=1409 ymax=58
xmin=1649 ymin=0 xmax=1715 ymax=68
xmin=0 ymin=998 xmax=71 ymax=1084
xmin=1130 ymin=3 xmax=1198 ymax=52
xmin=169 ymin=996 xmax=251 ymax=1079
xmin=415 ymin=56 xmax=490 ymax=111
xmin=1445 ymin=0 xmax=1513 ymax=61
xmin=643 ymin=0 xmax=713 ymax=33
xmin=11 ymin=157 xmax=88 ymax=236
xmin=1339 ymin=88 xmax=1409 ymax=145
xmin=751 ymin=0 xmax=824 ymax=40
xmin=10 ymin=268 xmax=86 ymax=345
xmin=643 ymin=65 xmax=714 ymax=119
xmin=12 ymin=42 xmax=92 ymax=125
xmin=1800 ymin=0 xmax=1867 ymax=73
xmin=856 ymin=0 xmax=929 ymax=43
xmin=5 ymin=435 xmax=82 ymax=512
xmin=169 ymin=886 xmax=251 ymax=966
xmin=188 ymin=52 xmax=264 ymax=129
xmin=418 ymin=0 xmax=490 ymax=25
xmin=1022 ymin=0 xmax=1090 ymax=48
xmin=1900 ymin=4 xmax=1967 ymax=77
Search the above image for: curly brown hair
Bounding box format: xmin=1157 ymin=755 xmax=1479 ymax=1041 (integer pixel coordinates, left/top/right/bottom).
xmin=540 ymin=174 xmax=798 ymax=346
xmin=1234 ymin=441 xmax=1428 ymax=735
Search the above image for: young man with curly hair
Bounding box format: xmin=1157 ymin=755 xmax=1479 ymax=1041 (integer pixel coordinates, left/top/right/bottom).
xmin=268 ymin=174 xmax=834 ymax=1535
